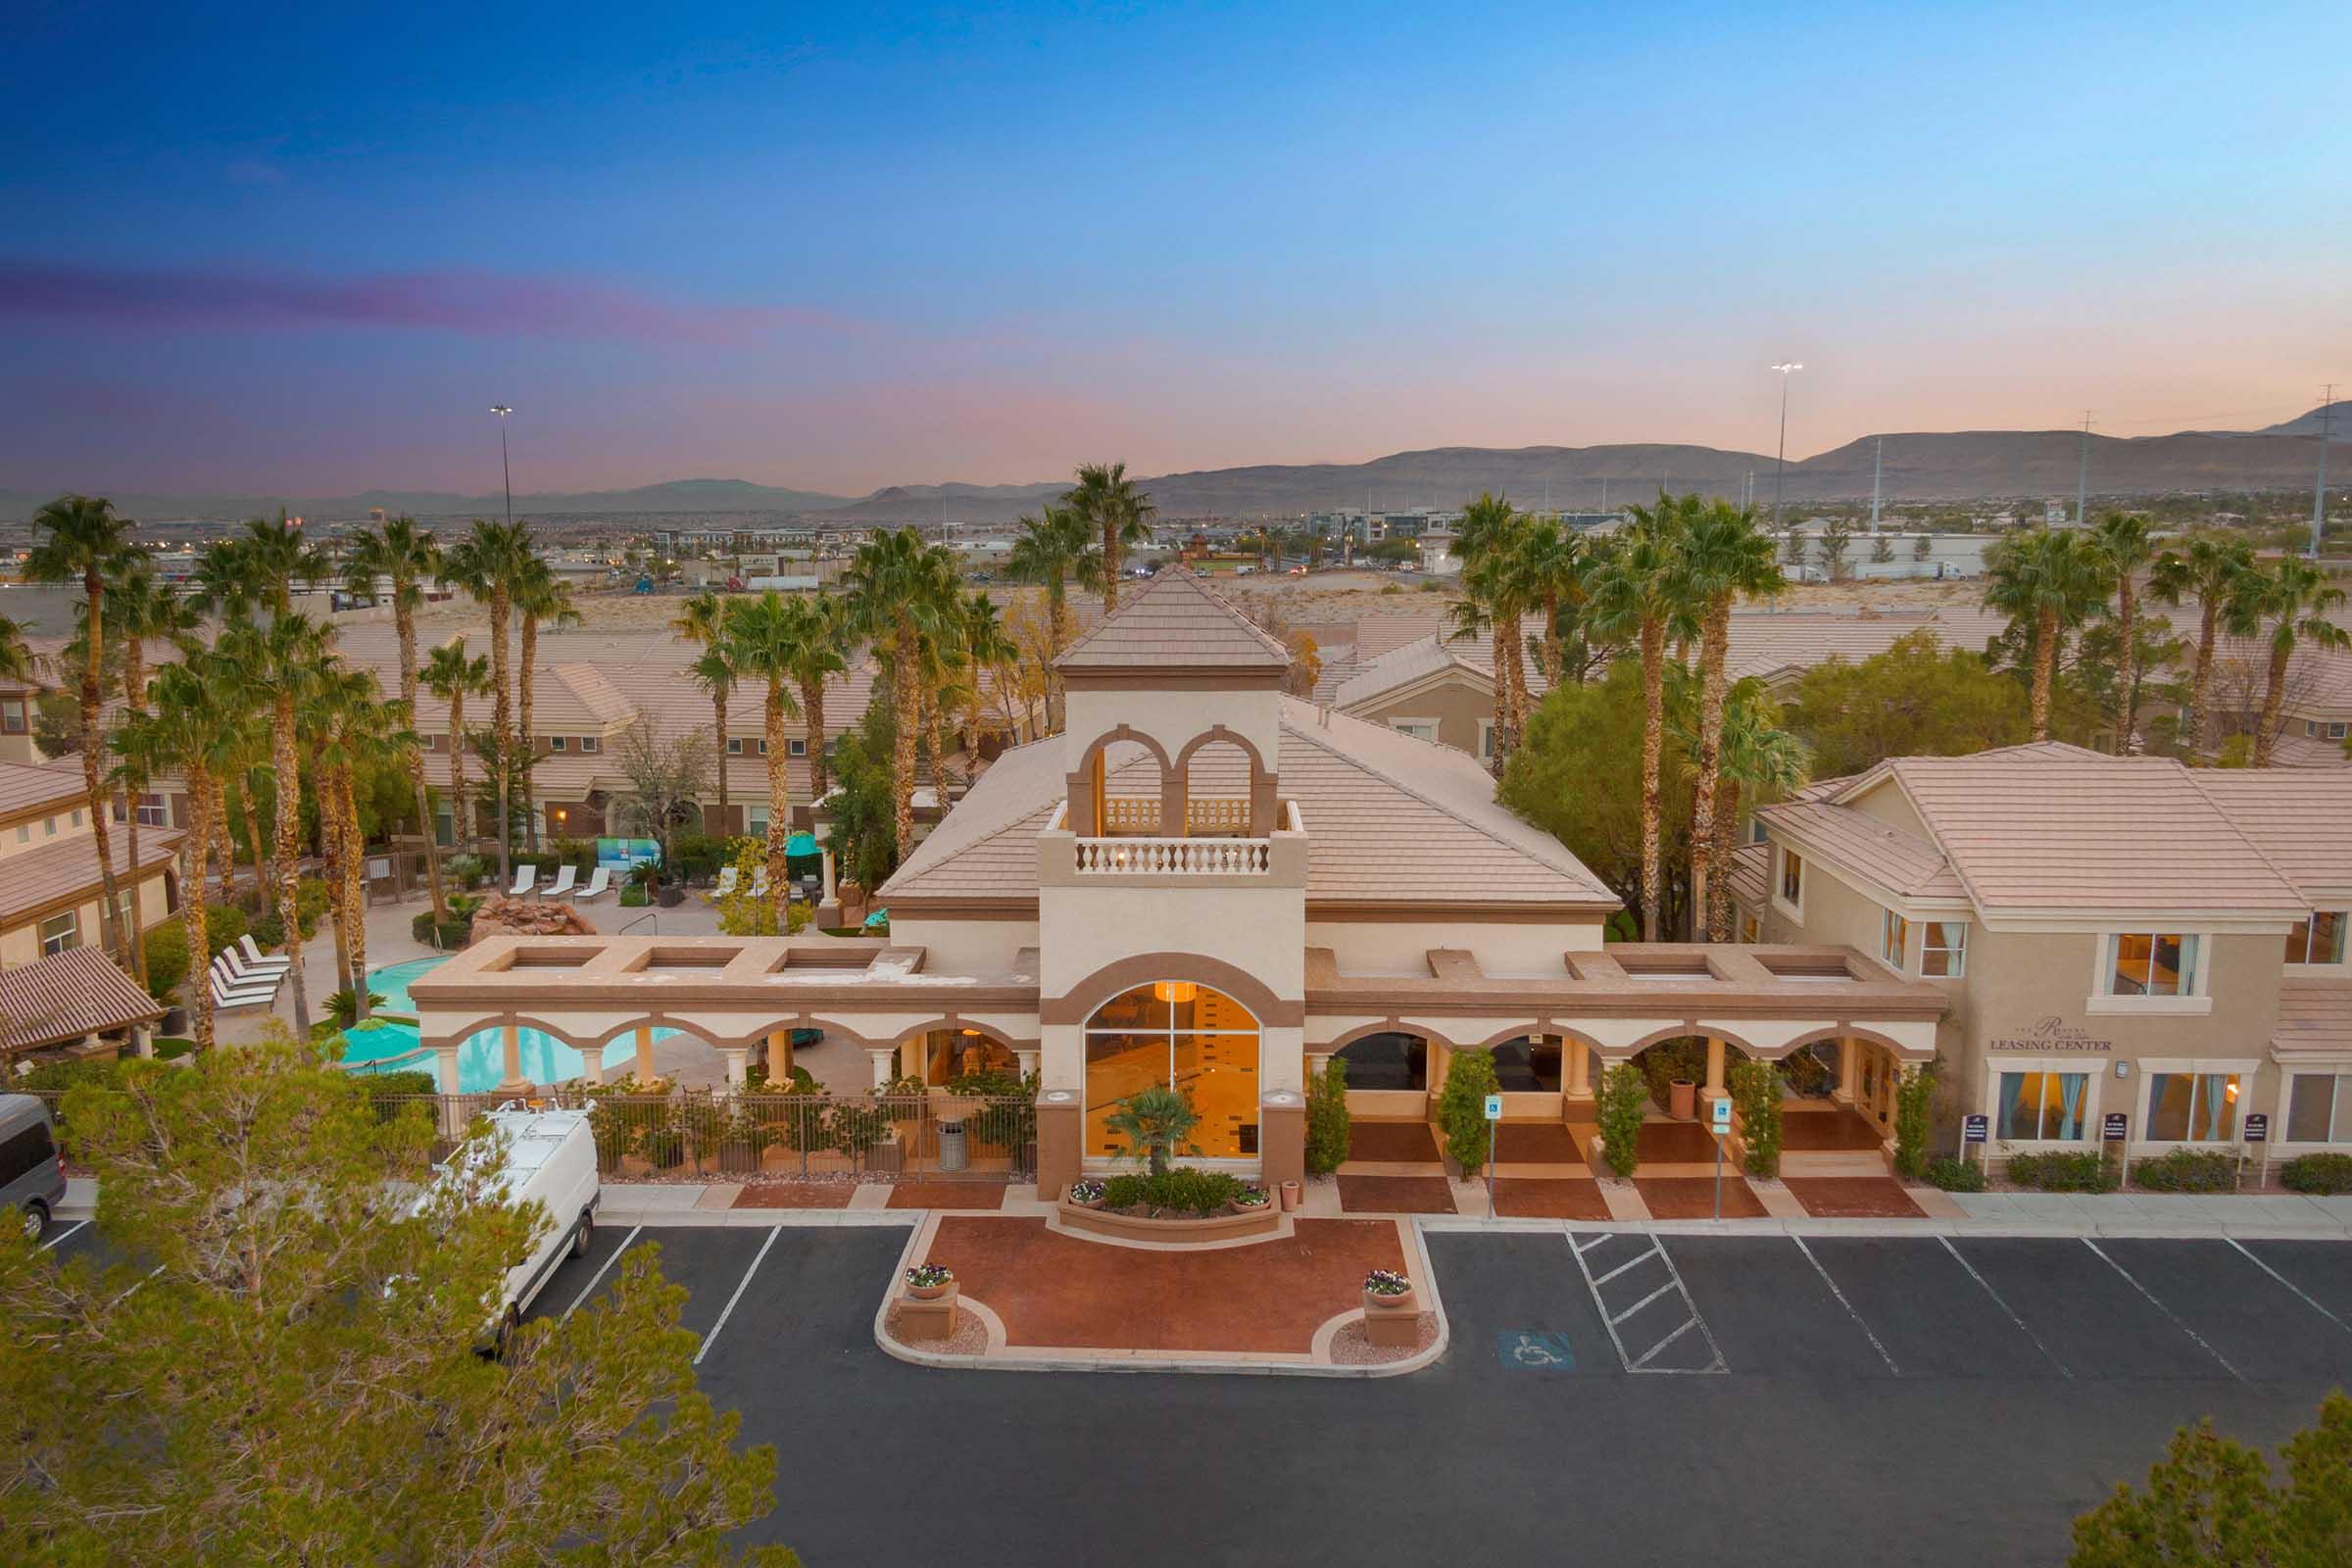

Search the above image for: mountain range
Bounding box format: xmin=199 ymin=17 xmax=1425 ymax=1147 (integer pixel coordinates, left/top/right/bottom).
xmin=5 ymin=403 xmax=2342 ymax=527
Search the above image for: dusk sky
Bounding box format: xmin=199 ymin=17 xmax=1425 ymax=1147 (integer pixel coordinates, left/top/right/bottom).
xmin=5 ymin=2 xmax=2346 ymax=499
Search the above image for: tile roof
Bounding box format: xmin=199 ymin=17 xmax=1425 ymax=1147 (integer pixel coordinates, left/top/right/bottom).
xmin=1331 ymin=634 xmax=1491 ymax=708
xmin=1727 ymin=841 xmax=1769 ymax=908
xmin=2186 ymin=769 xmax=2352 ymax=895
xmin=2275 ymin=979 xmax=2352 ymax=1060
xmin=0 ymin=947 xmax=166 ymax=1054
xmin=0 ymin=826 xmax=181 ymax=926
xmin=0 ymin=760 xmax=93 ymax=820
xmin=1054 ymin=568 xmax=1292 ymax=671
xmin=1760 ymin=799 xmax=1967 ymax=900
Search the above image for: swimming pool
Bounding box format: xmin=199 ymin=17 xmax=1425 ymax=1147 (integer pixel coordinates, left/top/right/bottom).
xmin=341 ymin=956 xmax=678 ymax=1094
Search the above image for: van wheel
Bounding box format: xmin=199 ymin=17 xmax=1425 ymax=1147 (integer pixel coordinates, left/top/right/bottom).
xmin=570 ymin=1212 xmax=592 ymax=1258
xmin=495 ymin=1303 xmax=522 ymax=1358
xmin=19 ymin=1201 xmax=45 ymax=1243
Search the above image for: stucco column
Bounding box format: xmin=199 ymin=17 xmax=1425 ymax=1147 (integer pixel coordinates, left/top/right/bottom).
xmin=1837 ymin=1037 xmax=1859 ymax=1103
xmin=1035 ymin=1087 xmax=1082 ymax=1200
xmin=1259 ymin=1088 xmax=1305 ymax=1193
xmin=767 ymin=1028 xmax=793 ymax=1082
xmin=131 ymin=1025 xmax=151 ymax=1059
xmin=721 ymin=1046 xmax=748 ymax=1090
xmin=497 ymin=1024 xmax=529 ymax=1094
xmin=868 ymin=1048 xmax=895 ymax=1090
xmin=579 ymin=1045 xmax=605 ymax=1087
xmin=1704 ymin=1037 xmax=1726 ymax=1097
xmin=434 ymin=1045 xmax=462 ymax=1097
xmin=819 ymin=850 xmax=836 ymax=906
xmin=634 ymin=1025 xmax=656 ymax=1087
xmin=1014 ymin=1048 xmax=1039 ymax=1081
xmin=1566 ymin=1041 xmax=1592 ymax=1100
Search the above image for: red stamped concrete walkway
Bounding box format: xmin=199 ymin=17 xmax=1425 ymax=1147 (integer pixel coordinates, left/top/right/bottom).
xmin=923 ymin=1215 xmax=1408 ymax=1354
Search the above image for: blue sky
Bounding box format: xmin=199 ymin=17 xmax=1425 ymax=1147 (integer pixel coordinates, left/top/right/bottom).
xmin=4 ymin=1 xmax=2345 ymax=496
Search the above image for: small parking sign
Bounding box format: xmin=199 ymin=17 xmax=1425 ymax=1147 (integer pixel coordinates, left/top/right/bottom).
xmin=1709 ymin=1097 xmax=1732 ymax=1134
xmin=1484 ymin=1094 xmax=1503 ymax=1121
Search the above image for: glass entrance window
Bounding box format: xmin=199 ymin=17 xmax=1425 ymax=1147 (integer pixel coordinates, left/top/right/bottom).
xmin=1084 ymin=981 xmax=1260 ymax=1160
xmin=2146 ymin=1071 xmax=2240 ymax=1142
xmin=1996 ymin=1071 xmax=2088 ymax=1141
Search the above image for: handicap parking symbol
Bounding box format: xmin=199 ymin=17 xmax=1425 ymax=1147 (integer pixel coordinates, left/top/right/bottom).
xmin=1496 ymin=1331 xmax=1574 ymax=1371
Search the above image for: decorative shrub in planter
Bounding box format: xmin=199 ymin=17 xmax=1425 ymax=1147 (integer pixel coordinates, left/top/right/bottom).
xmin=1235 ymin=1185 xmax=1271 ymax=1209
xmin=2005 ymin=1150 xmax=2116 ymax=1193
xmin=1925 ymin=1155 xmax=1987 ymax=1193
xmin=1057 ymin=1167 xmax=1285 ymax=1242
xmin=2129 ymin=1148 xmax=2236 ymax=1194
xmin=905 ymin=1263 xmax=955 ymax=1300
xmin=2281 ymin=1152 xmax=2352 ymax=1195
xmin=1067 ymin=1179 xmax=1106 ymax=1208
xmin=640 ymin=1127 xmax=687 ymax=1170
xmin=1362 ymin=1267 xmax=1415 ymax=1311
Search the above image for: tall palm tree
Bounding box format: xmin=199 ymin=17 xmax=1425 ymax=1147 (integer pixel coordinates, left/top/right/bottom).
xmin=344 ymin=515 xmax=448 ymax=918
xmin=845 ymin=529 xmax=963 ymax=859
xmin=231 ymin=511 xmax=328 ymax=614
xmin=719 ymin=592 xmax=807 ymax=931
xmin=2088 ymin=513 xmax=2157 ymax=748
xmin=669 ymin=588 xmax=726 ymax=651
xmin=422 ymin=640 xmax=492 ymax=858
xmin=96 ymin=563 xmax=197 ymax=984
xmin=0 ymin=613 xmax=31 ymax=686
xmin=302 ymin=663 xmax=368 ymax=1001
xmin=443 ymin=520 xmax=533 ymax=885
xmin=315 ymin=666 xmax=414 ymax=1020
xmin=2149 ymin=535 xmax=2257 ymax=757
xmin=779 ymin=595 xmax=848 ymax=801
xmin=1673 ymin=500 xmax=1785 ymax=937
xmin=688 ymin=644 xmax=738 ymax=834
xmin=221 ymin=613 xmax=332 ymax=1037
xmin=113 ymin=660 xmax=236 ymax=1050
xmin=512 ymin=556 xmax=580 ymax=851
xmin=1672 ymin=672 xmax=1811 ymax=941
xmin=1981 ymin=528 xmax=2113 ymax=742
xmin=1007 ymin=504 xmax=1097 ymax=731
xmin=1064 ymin=463 xmax=1154 ymax=614
xmin=1590 ymin=494 xmax=1701 ymax=941
xmin=1449 ymin=494 xmax=1532 ymax=770
xmin=25 ymin=494 xmax=140 ymax=971
xmin=1511 ymin=516 xmax=1591 ymax=690
xmin=2240 ymin=559 xmax=2352 ymax=767
xmin=954 ymin=590 xmax=1018 ymax=778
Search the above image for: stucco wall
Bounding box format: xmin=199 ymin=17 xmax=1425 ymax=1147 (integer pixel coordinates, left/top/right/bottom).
xmin=889 ymin=916 xmax=1041 ymax=976
xmin=1306 ymin=916 xmax=1604 ymax=975
xmin=1348 ymin=675 xmax=1494 ymax=760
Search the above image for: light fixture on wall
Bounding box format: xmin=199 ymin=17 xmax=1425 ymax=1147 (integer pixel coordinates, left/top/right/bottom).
xmin=1153 ymin=981 xmax=1199 ymax=1005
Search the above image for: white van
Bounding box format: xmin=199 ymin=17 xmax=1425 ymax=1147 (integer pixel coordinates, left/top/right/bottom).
xmin=428 ymin=1105 xmax=600 ymax=1350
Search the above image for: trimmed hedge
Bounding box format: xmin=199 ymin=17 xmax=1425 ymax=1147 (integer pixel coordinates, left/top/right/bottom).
xmin=2129 ymin=1148 xmax=2236 ymax=1193
xmin=1925 ymin=1155 xmax=1987 ymax=1193
xmin=2280 ymin=1153 xmax=2352 ymax=1195
xmin=1101 ymin=1167 xmax=1251 ymax=1215
xmin=2006 ymin=1150 xmax=2117 ymax=1193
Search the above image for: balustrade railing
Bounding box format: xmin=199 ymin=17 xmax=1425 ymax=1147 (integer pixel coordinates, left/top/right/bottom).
xmin=1072 ymin=835 xmax=1271 ymax=874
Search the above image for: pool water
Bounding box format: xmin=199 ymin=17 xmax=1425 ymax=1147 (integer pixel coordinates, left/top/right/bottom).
xmin=342 ymin=956 xmax=678 ymax=1094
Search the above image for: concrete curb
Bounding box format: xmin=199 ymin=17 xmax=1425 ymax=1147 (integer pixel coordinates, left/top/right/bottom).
xmin=1418 ymin=1214 xmax=2352 ymax=1242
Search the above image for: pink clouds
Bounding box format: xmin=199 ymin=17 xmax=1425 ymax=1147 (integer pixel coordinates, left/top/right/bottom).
xmin=0 ymin=262 xmax=855 ymax=344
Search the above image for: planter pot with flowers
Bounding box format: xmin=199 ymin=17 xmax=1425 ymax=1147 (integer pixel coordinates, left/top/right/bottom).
xmin=1067 ymin=1179 xmax=1107 ymax=1209
xmin=1235 ymin=1185 xmax=1271 ymax=1211
xmin=1362 ymin=1267 xmax=1419 ymax=1347
xmin=904 ymin=1262 xmax=956 ymax=1301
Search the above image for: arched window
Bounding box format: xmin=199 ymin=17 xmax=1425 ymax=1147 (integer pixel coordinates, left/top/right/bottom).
xmin=1084 ymin=982 xmax=1260 ymax=1161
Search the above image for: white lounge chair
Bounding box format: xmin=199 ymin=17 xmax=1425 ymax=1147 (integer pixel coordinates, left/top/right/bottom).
xmin=713 ymin=865 xmax=739 ymax=898
xmin=222 ymin=945 xmax=289 ymax=982
xmin=545 ymin=864 xmax=578 ymax=899
xmin=211 ymin=976 xmax=277 ymax=1011
xmin=237 ymin=935 xmax=293 ymax=972
xmin=209 ymin=960 xmax=278 ymax=1005
xmin=509 ymin=864 xmax=537 ymax=898
xmin=751 ymin=869 xmax=771 ymax=899
xmin=577 ymin=866 xmax=612 ymax=901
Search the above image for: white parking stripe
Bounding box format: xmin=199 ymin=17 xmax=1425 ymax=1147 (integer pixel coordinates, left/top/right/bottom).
xmin=39 ymin=1219 xmax=88 ymax=1251
xmin=694 ymin=1226 xmax=781 ymax=1367
xmin=562 ymin=1225 xmax=642 ymax=1321
xmin=1940 ymin=1237 xmax=2070 ymax=1379
xmin=1791 ymin=1236 xmax=1900 ymax=1377
xmin=2226 ymin=1238 xmax=2352 ymax=1336
xmin=2082 ymin=1239 xmax=2241 ymax=1381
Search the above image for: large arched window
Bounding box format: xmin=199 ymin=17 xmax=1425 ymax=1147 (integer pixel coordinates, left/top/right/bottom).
xmin=1084 ymin=982 xmax=1260 ymax=1161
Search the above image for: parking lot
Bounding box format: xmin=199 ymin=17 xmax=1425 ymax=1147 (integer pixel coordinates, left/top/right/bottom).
xmin=39 ymin=1218 xmax=2352 ymax=1565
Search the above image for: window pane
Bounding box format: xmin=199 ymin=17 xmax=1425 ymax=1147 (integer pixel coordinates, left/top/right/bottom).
xmin=2113 ymin=934 xmax=2154 ymax=995
xmin=1174 ymin=1032 xmax=1258 ymax=1158
xmin=2160 ymin=936 xmax=2196 ymax=996
xmin=1084 ymin=1034 xmax=1169 ymax=1159
xmin=2048 ymin=1074 xmax=2088 ymax=1140
xmin=2336 ymin=1077 xmax=2352 ymax=1145
xmin=2288 ymin=1075 xmax=2335 ymax=1143
xmin=2315 ymin=912 xmax=2348 ymax=965
xmin=1089 ymin=985 xmax=1172 ymax=1031
xmin=2191 ymin=1074 xmax=2239 ymax=1142
xmin=2146 ymin=1073 xmax=2193 ymax=1140
xmin=1996 ymin=1072 xmax=2038 ymax=1141
xmin=2287 ymin=920 xmax=2313 ymax=963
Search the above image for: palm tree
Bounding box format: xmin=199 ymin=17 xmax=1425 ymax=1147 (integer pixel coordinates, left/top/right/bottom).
xmin=2149 ymin=535 xmax=2257 ymax=756
xmin=688 ymin=645 xmax=738 ymax=833
xmin=1673 ymin=500 xmax=1785 ymax=937
xmin=443 ymin=520 xmax=533 ymax=885
xmin=0 ymin=614 xmax=31 ymax=686
xmin=1511 ymin=516 xmax=1590 ymax=690
xmin=719 ymin=592 xmax=807 ymax=931
xmin=422 ymin=640 xmax=492 ymax=861
xmin=2240 ymin=559 xmax=2352 ymax=767
xmin=845 ymin=529 xmax=963 ymax=859
xmin=2089 ymin=513 xmax=2157 ymax=747
xmin=1007 ymin=504 xmax=1097 ymax=730
xmin=512 ymin=556 xmax=580 ymax=851
xmin=779 ymin=595 xmax=848 ymax=802
xmin=113 ymin=660 xmax=236 ymax=1050
xmin=1064 ymin=463 xmax=1154 ymax=614
xmin=955 ymin=590 xmax=1017 ymax=778
xmin=303 ymin=663 xmax=370 ymax=1000
xmin=231 ymin=511 xmax=328 ymax=614
xmin=25 ymin=494 xmax=140 ymax=971
xmin=97 ymin=563 xmax=197 ymax=984
xmin=1449 ymin=494 xmax=1532 ymax=770
xmin=1590 ymin=494 xmax=1702 ymax=941
xmin=1981 ymin=528 xmax=2113 ymax=742
xmin=344 ymin=516 xmax=448 ymax=918
xmin=315 ymin=667 xmax=414 ymax=1020
xmin=1672 ymin=672 xmax=1810 ymax=941
xmin=222 ymin=613 xmax=333 ymax=1037
xmin=669 ymin=588 xmax=727 ymax=652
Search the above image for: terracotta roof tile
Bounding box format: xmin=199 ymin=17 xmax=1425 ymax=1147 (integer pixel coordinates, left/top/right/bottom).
xmin=1760 ymin=799 xmax=1967 ymax=900
xmin=2276 ymin=979 xmax=2352 ymax=1060
xmin=2185 ymin=769 xmax=2352 ymax=895
xmin=1054 ymin=568 xmax=1291 ymax=670
xmin=0 ymin=761 xmax=91 ymax=820
xmin=0 ymin=827 xmax=181 ymax=925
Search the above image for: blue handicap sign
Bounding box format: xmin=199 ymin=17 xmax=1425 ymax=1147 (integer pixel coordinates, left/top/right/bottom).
xmin=1496 ymin=1331 xmax=1575 ymax=1371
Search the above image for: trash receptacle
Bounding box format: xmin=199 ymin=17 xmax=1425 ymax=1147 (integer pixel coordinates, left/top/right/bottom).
xmin=938 ymin=1120 xmax=968 ymax=1173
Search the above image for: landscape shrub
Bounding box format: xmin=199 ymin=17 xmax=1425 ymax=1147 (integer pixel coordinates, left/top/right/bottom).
xmin=1893 ymin=1060 xmax=1936 ymax=1179
xmin=325 ymin=988 xmax=388 ymax=1029
xmin=1304 ymin=1054 xmax=1351 ymax=1176
xmin=444 ymin=854 xmax=487 ymax=890
xmin=143 ymin=919 xmax=191 ymax=1003
xmin=2130 ymin=1148 xmax=2236 ymax=1193
xmin=2006 ymin=1150 xmax=2117 ymax=1193
xmin=1379 ymin=582 xmax=1402 ymax=595
xmin=1100 ymin=1167 xmax=1248 ymax=1215
xmin=1596 ymin=1061 xmax=1647 ymax=1179
xmin=151 ymin=1037 xmax=197 ymax=1060
xmin=2280 ymin=1153 xmax=2352 ymax=1195
xmin=201 ymin=903 xmax=247 ymax=959
xmin=1727 ymin=1057 xmax=1783 ymax=1178
xmin=18 ymin=1058 xmax=129 ymax=1098
xmin=618 ymin=884 xmax=649 ymax=908
xmin=1638 ymin=1036 xmax=1708 ymax=1112
xmin=1435 ymin=1047 xmax=1499 ymax=1173
xmin=1925 ymin=1155 xmax=1987 ymax=1193
xmin=365 ymin=1069 xmax=438 ymax=1098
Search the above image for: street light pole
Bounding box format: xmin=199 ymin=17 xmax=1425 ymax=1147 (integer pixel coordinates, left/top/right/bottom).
xmin=490 ymin=405 xmax=514 ymax=525
xmin=1771 ymin=363 xmax=1803 ymax=530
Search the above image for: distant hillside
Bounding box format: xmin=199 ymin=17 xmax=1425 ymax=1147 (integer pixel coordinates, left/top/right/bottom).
xmin=0 ymin=476 xmax=856 ymax=524
xmin=2254 ymin=401 xmax=2352 ymax=440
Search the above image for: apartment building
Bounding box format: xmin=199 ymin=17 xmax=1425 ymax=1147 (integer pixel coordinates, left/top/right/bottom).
xmin=0 ymin=760 xmax=179 ymax=971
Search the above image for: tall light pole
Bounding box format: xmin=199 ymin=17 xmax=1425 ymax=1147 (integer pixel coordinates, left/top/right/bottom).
xmin=1771 ymin=362 xmax=1803 ymax=530
xmin=2076 ymin=411 xmax=2092 ymax=526
xmin=490 ymin=404 xmax=514 ymax=525
xmin=2316 ymin=384 xmax=2336 ymax=560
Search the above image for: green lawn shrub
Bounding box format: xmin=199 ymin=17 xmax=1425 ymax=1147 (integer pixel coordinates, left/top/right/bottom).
xmin=2129 ymin=1148 xmax=2236 ymax=1193
xmin=1435 ymin=1048 xmax=1499 ymax=1173
xmin=2280 ymin=1152 xmax=2352 ymax=1195
xmin=1305 ymin=1054 xmax=1351 ymax=1176
xmin=2006 ymin=1150 xmax=2117 ymax=1193
xmin=1925 ymin=1155 xmax=1987 ymax=1193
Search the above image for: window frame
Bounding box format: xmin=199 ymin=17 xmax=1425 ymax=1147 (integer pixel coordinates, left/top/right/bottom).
xmin=1880 ymin=908 xmax=1910 ymax=971
xmin=2284 ymin=1071 xmax=2352 ymax=1146
xmin=38 ymin=910 xmax=77 ymax=956
xmin=2140 ymin=1064 xmax=2246 ymax=1145
xmin=1994 ymin=1068 xmax=2094 ymax=1144
xmin=2090 ymin=931 xmax=2209 ymax=1013
xmin=577 ymin=735 xmax=600 ymax=755
xmin=1774 ymin=847 xmax=1805 ymax=918
xmin=0 ymin=697 xmax=24 ymax=735
xmin=1386 ymin=717 xmax=1440 ymax=744
xmin=1921 ymin=919 xmax=1968 ymax=978
xmin=549 ymin=735 xmax=567 ymax=752
xmin=2286 ymin=911 xmax=2349 ymax=967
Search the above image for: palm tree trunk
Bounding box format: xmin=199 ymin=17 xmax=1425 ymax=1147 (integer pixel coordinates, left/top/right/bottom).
xmin=713 ymin=691 xmax=730 ymax=835
xmin=489 ymin=594 xmax=513 ymax=887
xmin=212 ymin=807 xmax=235 ymax=907
xmin=892 ymin=636 xmax=919 ymax=860
xmin=399 ymin=603 xmax=447 ymax=923
xmin=272 ymin=693 xmax=311 ymax=1037
xmin=1542 ymin=591 xmax=1564 ymax=690
xmin=1709 ymin=776 xmax=1742 ymax=943
xmin=520 ymin=613 xmax=539 ymax=852
xmin=2255 ymin=639 xmax=2292 ymax=767
xmin=341 ymin=765 xmax=368 ymax=1019
xmin=925 ymin=685 xmax=948 ymax=797
xmin=1639 ymin=618 xmax=1666 ymax=943
xmin=1102 ymin=528 xmax=1121 ymax=616
xmin=2187 ymin=603 xmax=2218 ymax=758
xmin=764 ymin=682 xmax=792 ymax=933
xmin=188 ymin=769 xmax=217 ymax=1052
xmin=122 ymin=640 xmax=148 ymax=985
xmin=80 ymin=573 xmax=126 ymax=971
xmin=1689 ymin=600 xmax=1732 ymax=941
xmin=323 ymin=796 xmax=353 ymax=1000
xmin=1047 ymin=582 xmax=1070 ymax=735
xmin=2030 ymin=606 xmax=2058 ymax=742
xmin=239 ymin=786 xmax=272 ymax=916
xmin=2116 ymin=578 xmax=2140 ymax=751
xmin=802 ymin=676 xmax=828 ymax=800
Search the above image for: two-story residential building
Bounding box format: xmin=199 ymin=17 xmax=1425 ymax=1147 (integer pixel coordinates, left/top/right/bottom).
xmin=0 ymin=760 xmax=180 ymax=971
xmin=1730 ymin=742 xmax=2352 ymax=1167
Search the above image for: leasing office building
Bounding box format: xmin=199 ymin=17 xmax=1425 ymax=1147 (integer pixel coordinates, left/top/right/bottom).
xmin=1730 ymin=744 xmax=2352 ymax=1163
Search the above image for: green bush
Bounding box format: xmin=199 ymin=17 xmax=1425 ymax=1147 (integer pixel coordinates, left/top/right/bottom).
xmin=1305 ymin=1054 xmax=1351 ymax=1176
xmin=248 ymin=909 xmax=284 ymax=952
xmin=325 ymin=988 xmax=388 ymax=1029
xmin=640 ymin=1126 xmax=686 ymax=1169
xmin=1925 ymin=1155 xmax=1987 ymax=1193
xmin=201 ymin=903 xmax=247 ymax=959
xmin=143 ymin=919 xmax=191 ymax=1003
xmin=2280 ymin=1152 xmax=2352 ymax=1195
xmin=1597 ymin=1061 xmax=1647 ymax=1178
xmin=445 ymin=854 xmax=487 ymax=890
xmin=2006 ymin=1150 xmax=2117 ymax=1193
xmin=152 ymin=1037 xmax=196 ymax=1060
xmin=17 ymin=1058 xmax=128 ymax=1098
xmin=2130 ymin=1148 xmax=2237 ymax=1193
xmin=1728 ymin=1057 xmax=1783 ymax=1178
xmin=617 ymin=884 xmax=649 ymax=908
xmin=1100 ymin=1167 xmax=1248 ymax=1215
xmin=1435 ymin=1048 xmax=1499 ymax=1173
xmin=1893 ymin=1060 xmax=1936 ymax=1180
xmin=1379 ymin=582 xmax=1402 ymax=595
xmin=365 ymin=1069 xmax=438 ymax=1098
xmin=1638 ymin=1037 xmax=1708 ymax=1112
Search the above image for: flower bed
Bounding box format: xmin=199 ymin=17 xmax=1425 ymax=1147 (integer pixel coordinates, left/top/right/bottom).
xmin=1054 ymin=1167 xmax=1282 ymax=1241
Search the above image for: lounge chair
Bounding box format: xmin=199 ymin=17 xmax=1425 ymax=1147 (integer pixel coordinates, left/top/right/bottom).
xmin=210 ymin=976 xmax=277 ymax=1011
xmin=577 ymin=866 xmax=612 ymax=901
xmin=223 ymin=942 xmax=289 ymax=978
xmin=509 ymin=864 xmax=537 ymax=898
xmin=237 ymin=935 xmax=292 ymax=972
xmin=544 ymin=864 xmax=578 ymax=899
xmin=209 ymin=960 xmax=278 ymax=1005
xmin=751 ymin=869 xmax=771 ymax=899
xmin=216 ymin=952 xmax=282 ymax=991
xmin=713 ymin=865 xmax=739 ymax=898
